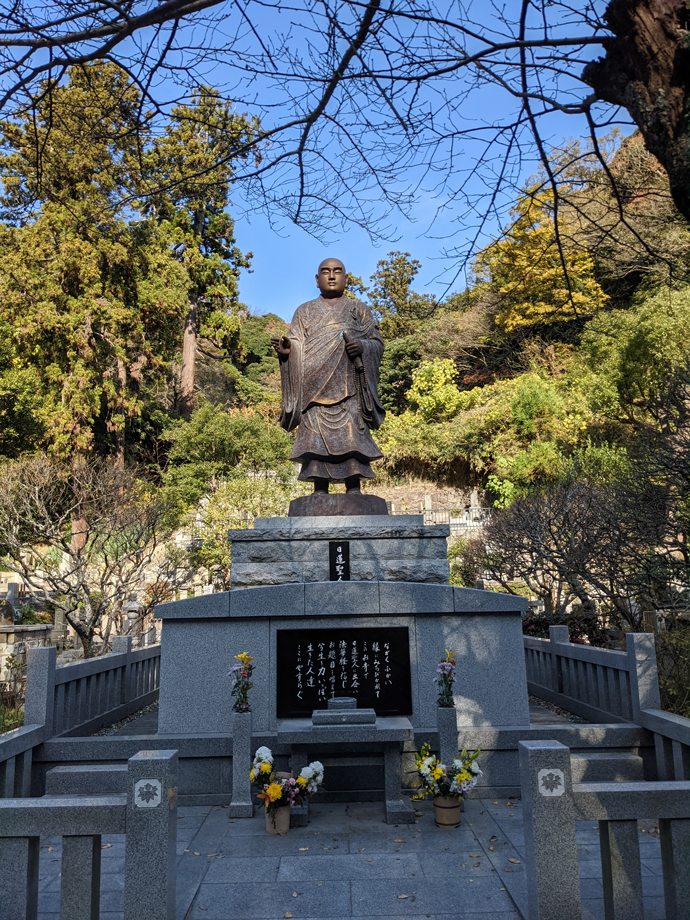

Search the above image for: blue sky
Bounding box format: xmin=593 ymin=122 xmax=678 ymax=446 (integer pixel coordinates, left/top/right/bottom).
xmin=3 ymin=1 xmax=626 ymax=323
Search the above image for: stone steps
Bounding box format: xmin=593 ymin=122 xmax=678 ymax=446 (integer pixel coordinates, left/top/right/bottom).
xmin=570 ymin=751 xmax=644 ymax=783
xmin=45 ymin=763 xmax=127 ymax=795
xmin=42 ymin=750 xmax=645 ymax=799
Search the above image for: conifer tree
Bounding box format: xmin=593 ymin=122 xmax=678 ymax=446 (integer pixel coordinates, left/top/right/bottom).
xmin=148 ymin=90 xmax=258 ymax=418
xmin=0 ymin=63 xmax=190 ymax=464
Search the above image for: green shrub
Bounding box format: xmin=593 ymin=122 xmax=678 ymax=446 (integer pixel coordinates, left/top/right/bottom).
xmin=656 ymin=625 xmax=690 ymax=718
xmin=0 ymin=704 xmax=24 ymax=734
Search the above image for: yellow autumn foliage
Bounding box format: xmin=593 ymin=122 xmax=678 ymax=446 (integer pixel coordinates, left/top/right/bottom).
xmin=475 ymin=189 xmax=608 ymax=331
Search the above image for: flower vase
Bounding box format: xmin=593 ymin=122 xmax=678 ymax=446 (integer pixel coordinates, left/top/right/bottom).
xmin=266 ymin=805 xmax=290 ymax=835
xmin=433 ymin=795 xmax=461 ymax=828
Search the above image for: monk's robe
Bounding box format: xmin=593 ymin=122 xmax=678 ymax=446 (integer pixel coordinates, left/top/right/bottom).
xmin=279 ymin=295 xmax=386 ymax=482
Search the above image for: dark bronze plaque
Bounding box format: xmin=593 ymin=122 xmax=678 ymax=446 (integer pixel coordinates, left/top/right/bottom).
xmin=276 ymin=626 xmax=412 ymax=719
xmin=329 ymin=541 xmax=350 ymax=581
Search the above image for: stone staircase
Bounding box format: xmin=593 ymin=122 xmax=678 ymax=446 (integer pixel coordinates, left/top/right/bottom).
xmin=570 ymin=750 xmax=644 ymax=783
xmin=45 ymin=763 xmax=128 ymax=795
xmin=44 ymin=750 xmax=646 ymax=798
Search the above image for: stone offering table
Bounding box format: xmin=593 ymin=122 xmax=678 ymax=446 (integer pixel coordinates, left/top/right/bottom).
xmin=277 ymin=711 xmax=415 ymax=824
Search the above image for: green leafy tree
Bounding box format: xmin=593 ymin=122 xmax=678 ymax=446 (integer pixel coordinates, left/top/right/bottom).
xmin=0 ymin=63 xmax=189 ymax=464
xmin=187 ymin=472 xmax=310 ymax=589
xmin=0 ymin=321 xmax=44 ymax=457
xmin=163 ymin=401 xmax=294 ymax=509
xmin=407 ymin=359 xmax=465 ymax=422
xmin=149 ymin=90 xmax=259 ymax=418
xmin=368 ymin=252 xmax=437 ymax=339
xmin=378 ymin=335 xmax=421 ymax=414
xmin=475 ymin=188 xmax=608 ymax=332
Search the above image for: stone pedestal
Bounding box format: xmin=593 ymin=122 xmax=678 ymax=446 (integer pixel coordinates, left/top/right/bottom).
xmin=384 ymin=742 xmax=415 ymax=824
xmin=228 ymin=711 xmax=254 ymax=818
xmin=437 ymin=705 xmax=458 ymax=767
xmin=228 ymin=515 xmax=450 ymax=587
xmin=124 ymin=750 xmax=178 ymax=920
xmin=289 ymin=492 xmax=388 ymax=517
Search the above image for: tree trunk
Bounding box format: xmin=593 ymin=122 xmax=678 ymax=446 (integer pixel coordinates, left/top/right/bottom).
xmin=70 ymin=456 xmax=88 ymax=554
xmin=114 ymin=356 xmax=127 ymax=470
xmin=179 ymin=291 xmax=198 ymax=420
xmin=79 ymin=631 xmax=93 ymax=659
xmin=583 ymin=0 xmax=690 ymax=221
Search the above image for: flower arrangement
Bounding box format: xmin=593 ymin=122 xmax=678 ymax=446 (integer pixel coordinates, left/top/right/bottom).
xmin=434 ymin=649 xmax=456 ymax=707
xmin=411 ymin=742 xmax=482 ymax=800
xmin=250 ymin=746 xmax=325 ymax=818
xmin=228 ymin=652 xmax=255 ymax=712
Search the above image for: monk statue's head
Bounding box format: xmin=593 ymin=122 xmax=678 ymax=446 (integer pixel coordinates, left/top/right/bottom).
xmin=316 ymin=257 xmax=347 ymax=299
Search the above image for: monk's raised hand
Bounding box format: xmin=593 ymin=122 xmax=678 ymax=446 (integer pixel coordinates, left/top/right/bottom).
xmin=271 ymin=335 xmax=291 ymax=360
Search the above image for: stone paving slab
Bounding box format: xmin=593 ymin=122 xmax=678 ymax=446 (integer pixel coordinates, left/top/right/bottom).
xmin=34 ymin=799 xmax=667 ymax=920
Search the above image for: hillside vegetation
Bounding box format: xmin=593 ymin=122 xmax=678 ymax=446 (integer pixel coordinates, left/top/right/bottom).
xmin=1 ymin=65 xmax=690 ymax=714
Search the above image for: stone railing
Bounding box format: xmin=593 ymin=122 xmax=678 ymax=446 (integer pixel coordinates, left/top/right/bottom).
xmin=0 ymin=750 xmax=177 ymax=920
xmin=524 ymin=626 xmax=690 ymax=783
xmin=0 ymin=638 xmax=161 ymax=799
xmin=27 ymin=637 xmax=161 ymax=740
xmin=421 ymin=508 xmax=489 ymax=531
xmin=519 ymin=739 xmax=690 ymax=919
xmin=524 ymin=625 xmax=643 ymax=723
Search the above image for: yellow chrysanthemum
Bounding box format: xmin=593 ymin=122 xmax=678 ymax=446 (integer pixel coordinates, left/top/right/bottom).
xmin=458 ymin=769 xmax=472 ymax=782
xmin=432 ymin=766 xmax=445 ymax=781
xmin=260 ymin=761 xmax=272 ymax=774
xmin=297 ymin=776 xmax=308 ymax=787
xmin=266 ymin=783 xmax=283 ymax=802
xmin=234 ymin=652 xmax=255 ymax=665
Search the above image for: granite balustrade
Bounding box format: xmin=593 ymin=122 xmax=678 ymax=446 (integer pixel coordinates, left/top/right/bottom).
xmin=0 ymin=749 xmax=178 ymax=920
xmin=0 ymin=639 xmax=161 ymax=801
xmin=519 ymin=738 xmax=690 ymax=920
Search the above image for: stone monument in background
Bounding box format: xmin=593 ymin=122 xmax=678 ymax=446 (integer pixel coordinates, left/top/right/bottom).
xmin=272 ymin=257 xmax=388 ymax=517
xmin=155 ymin=257 xmax=531 ymax=816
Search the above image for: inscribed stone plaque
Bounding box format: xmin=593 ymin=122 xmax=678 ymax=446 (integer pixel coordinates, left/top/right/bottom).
xmin=329 ymin=541 xmax=350 ymax=581
xmin=276 ymin=626 xmax=412 ymax=718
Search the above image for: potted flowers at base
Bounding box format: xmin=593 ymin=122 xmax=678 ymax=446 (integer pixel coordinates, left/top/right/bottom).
xmin=412 ymin=742 xmax=482 ymax=828
xmin=250 ymin=747 xmax=324 ymax=835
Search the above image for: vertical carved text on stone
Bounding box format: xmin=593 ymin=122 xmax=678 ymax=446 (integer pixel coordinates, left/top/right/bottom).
xmin=276 ymin=627 xmax=412 ymax=718
xmin=329 ymin=541 xmax=350 ymax=581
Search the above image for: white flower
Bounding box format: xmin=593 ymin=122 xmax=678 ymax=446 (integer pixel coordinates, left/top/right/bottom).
xmin=470 ymin=761 xmax=480 ymax=775
xmin=301 ymin=766 xmax=314 ymax=781
xmin=254 ymin=746 xmax=273 ymax=763
xmin=452 ymin=759 xmax=463 ymax=770
xmin=309 ymin=761 xmax=324 ymax=782
xmin=420 ymin=764 xmax=430 ymax=776
xmin=460 ymin=779 xmax=474 ymax=793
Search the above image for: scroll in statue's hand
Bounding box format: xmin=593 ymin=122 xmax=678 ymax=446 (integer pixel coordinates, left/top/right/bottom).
xmin=345 ymin=339 xmax=364 ymax=360
xmin=271 ymin=335 xmax=291 ymax=361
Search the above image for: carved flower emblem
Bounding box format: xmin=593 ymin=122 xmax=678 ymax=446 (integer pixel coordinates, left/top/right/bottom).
xmin=137 ymin=782 xmax=159 ymax=803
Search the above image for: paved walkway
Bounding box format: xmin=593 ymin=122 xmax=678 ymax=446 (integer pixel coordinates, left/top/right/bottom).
xmin=36 ymin=799 xmax=664 ymax=920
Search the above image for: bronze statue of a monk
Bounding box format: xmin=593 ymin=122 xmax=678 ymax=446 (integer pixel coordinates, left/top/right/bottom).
xmin=271 ymin=258 xmax=385 ymax=494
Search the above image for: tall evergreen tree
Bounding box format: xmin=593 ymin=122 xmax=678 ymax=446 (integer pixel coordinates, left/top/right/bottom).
xmin=0 ymin=63 xmax=190 ymax=464
xmin=148 ymin=91 xmax=258 ymax=418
